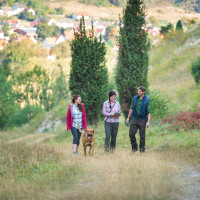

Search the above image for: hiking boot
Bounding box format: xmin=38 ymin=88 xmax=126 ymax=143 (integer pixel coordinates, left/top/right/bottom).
xmin=131 ymin=149 xmax=138 ymax=154
xmin=73 ymin=151 xmax=78 ymax=156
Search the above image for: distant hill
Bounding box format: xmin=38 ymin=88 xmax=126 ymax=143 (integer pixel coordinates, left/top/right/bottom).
xmin=149 ymin=25 xmax=200 ymax=110
xmin=147 ymin=0 xmax=200 ymax=13
xmin=48 ymin=0 xmax=200 ymax=23
xmin=75 ymin=0 xmax=200 ymax=13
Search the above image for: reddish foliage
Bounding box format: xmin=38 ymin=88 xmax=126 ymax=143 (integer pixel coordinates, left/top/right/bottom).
xmin=162 ymin=107 xmax=200 ymax=131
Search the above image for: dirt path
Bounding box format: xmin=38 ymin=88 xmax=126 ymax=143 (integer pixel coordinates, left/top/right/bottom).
xmin=4 ymin=133 xmax=56 ymax=145
xmin=172 ymin=165 xmax=200 ymax=200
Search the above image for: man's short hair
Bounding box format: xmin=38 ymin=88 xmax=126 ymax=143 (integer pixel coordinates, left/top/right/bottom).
xmin=138 ymin=86 xmax=146 ymax=92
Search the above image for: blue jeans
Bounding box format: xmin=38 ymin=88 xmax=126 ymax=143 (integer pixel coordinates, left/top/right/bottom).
xmin=71 ymin=127 xmax=81 ymax=145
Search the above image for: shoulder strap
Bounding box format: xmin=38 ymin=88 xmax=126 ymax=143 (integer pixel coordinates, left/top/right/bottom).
xmin=105 ymin=101 xmax=117 ymax=122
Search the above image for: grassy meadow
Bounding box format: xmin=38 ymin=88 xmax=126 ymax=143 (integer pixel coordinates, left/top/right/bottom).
xmin=1 ymin=110 xmax=199 ymax=199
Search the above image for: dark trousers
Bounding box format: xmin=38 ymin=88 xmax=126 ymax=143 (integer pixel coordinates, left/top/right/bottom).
xmin=129 ymin=119 xmax=146 ymax=152
xmin=71 ymin=127 xmax=81 ymax=145
xmin=104 ymin=121 xmax=119 ymax=152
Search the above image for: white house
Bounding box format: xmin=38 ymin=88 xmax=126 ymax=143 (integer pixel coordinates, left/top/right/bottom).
xmin=29 ymin=35 xmax=37 ymax=44
xmin=0 ymin=8 xmax=3 ymax=16
xmin=95 ymin=28 xmax=106 ymax=37
xmin=72 ymin=13 xmax=89 ymax=21
xmin=0 ymin=29 xmax=4 ymax=39
xmin=0 ymin=7 xmax=15 ymax=17
xmin=0 ymin=21 xmax=5 ymax=28
xmin=56 ymin=35 xmax=66 ymax=44
xmin=12 ymin=3 xmax=26 ymax=15
xmin=43 ymin=35 xmax=66 ymax=49
xmin=24 ymin=8 xmax=36 ymax=16
xmin=47 ymin=19 xmax=57 ymax=26
xmin=56 ymin=19 xmax=74 ymax=29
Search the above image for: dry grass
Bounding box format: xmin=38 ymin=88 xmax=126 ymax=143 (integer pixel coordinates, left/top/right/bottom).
xmin=45 ymin=145 xmax=180 ymax=200
xmin=48 ymin=0 xmax=200 ymax=23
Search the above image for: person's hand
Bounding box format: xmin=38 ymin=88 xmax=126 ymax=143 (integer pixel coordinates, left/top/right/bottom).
xmin=67 ymin=130 xmax=70 ymax=133
xmin=110 ymin=113 xmax=114 ymax=116
xmin=126 ymin=118 xmax=129 ymax=124
xmin=146 ymin=121 xmax=150 ymax=128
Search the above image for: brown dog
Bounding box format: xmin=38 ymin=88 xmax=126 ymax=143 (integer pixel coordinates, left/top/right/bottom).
xmin=78 ymin=125 xmax=95 ymax=157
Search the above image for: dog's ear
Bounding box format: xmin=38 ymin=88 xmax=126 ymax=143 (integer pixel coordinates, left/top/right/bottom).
xmin=92 ymin=130 xmax=94 ymax=134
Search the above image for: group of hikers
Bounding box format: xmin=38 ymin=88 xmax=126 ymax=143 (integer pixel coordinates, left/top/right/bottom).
xmin=66 ymin=86 xmax=151 ymax=155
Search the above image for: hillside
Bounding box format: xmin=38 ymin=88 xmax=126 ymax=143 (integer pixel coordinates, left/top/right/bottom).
xmin=49 ymin=0 xmax=200 ymax=13
xmin=149 ymin=25 xmax=200 ymax=110
xmin=48 ymin=0 xmax=200 ymax=23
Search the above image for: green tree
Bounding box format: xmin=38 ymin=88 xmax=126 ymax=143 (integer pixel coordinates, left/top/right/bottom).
xmin=2 ymin=23 xmax=10 ymax=36
xmin=13 ymin=66 xmax=54 ymax=111
xmin=53 ymin=67 xmax=68 ymax=103
xmin=160 ymin=23 xmax=174 ymax=35
xmin=191 ymin=56 xmax=200 ymax=85
xmin=176 ymin=20 xmax=183 ymax=31
xmin=36 ymin=24 xmax=60 ymax=39
xmin=0 ymin=66 xmax=15 ymax=129
xmin=18 ymin=11 xmax=35 ymax=21
xmin=115 ymin=0 xmax=150 ymax=118
xmin=69 ymin=17 xmax=108 ymax=126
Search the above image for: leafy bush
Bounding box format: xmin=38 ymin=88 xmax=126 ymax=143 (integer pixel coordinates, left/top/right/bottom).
xmin=191 ymin=56 xmax=200 ymax=85
xmin=160 ymin=23 xmax=174 ymax=35
xmin=149 ymin=90 xmax=169 ymax=119
xmin=162 ymin=107 xmax=200 ymax=131
xmin=8 ymin=104 xmax=43 ymax=127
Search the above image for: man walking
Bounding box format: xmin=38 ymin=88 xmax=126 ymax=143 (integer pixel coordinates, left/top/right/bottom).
xmin=126 ymin=86 xmax=151 ymax=153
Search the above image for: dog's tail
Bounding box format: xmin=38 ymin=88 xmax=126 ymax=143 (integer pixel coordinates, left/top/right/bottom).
xmin=78 ymin=124 xmax=85 ymax=134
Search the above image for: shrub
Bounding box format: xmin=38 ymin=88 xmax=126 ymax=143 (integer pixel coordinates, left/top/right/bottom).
xmin=162 ymin=107 xmax=200 ymax=131
xmin=191 ymin=56 xmax=200 ymax=85
xmin=149 ymin=90 xmax=169 ymax=119
xmin=8 ymin=104 xmax=43 ymax=127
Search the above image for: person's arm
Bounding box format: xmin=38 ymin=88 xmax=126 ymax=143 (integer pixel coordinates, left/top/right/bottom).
xmin=66 ymin=107 xmax=71 ymax=132
xmin=126 ymin=97 xmax=134 ymax=123
xmin=126 ymin=109 xmax=133 ymax=124
xmin=146 ymin=98 xmax=151 ymax=128
xmin=146 ymin=113 xmax=151 ymax=128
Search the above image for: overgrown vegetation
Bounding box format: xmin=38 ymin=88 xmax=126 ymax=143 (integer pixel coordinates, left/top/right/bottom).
xmin=149 ymin=25 xmax=200 ymax=109
xmin=162 ymin=106 xmax=200 ymax=131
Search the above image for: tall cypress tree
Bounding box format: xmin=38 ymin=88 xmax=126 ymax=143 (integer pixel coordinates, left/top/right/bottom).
xmin=69 ymin=17 xmax=108 ymax=126
xmin=176 ymin=20 xmax=183 ymax=31
xmin=115 ymin=0 xmax=150 ymax=118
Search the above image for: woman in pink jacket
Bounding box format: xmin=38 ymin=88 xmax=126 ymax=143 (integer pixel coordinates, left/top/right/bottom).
xmin=66 ymin=95 xmax=87 ymax=156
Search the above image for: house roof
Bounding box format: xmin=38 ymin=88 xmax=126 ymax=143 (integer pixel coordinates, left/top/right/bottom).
xmin=12 ymin=3 xmax=26 ymax=9
xmin=0 ymin=21 xmax=5 ymax=26
xmin=1 ymin=7 xmax=13 ymax=11
xmin=0 ymin=39 xmax=8 ymax=49
xmin=58 ymin=19 xmax=73 ymax=23
xmin=73 ymin=12 xmax=88 ymax=16
xmin=63 ymin=30 xmax=74 ymax=40
xmin=7 ymin=20 xmax=19 ymax=24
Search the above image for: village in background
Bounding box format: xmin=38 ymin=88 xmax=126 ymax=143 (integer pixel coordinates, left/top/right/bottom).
xmin=0 ymin=2 xmax=164 ymax=60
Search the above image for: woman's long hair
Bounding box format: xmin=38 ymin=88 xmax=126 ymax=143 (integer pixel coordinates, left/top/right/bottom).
xmin=72 ymin=95 xmax=83 ymax=112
